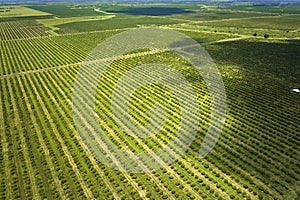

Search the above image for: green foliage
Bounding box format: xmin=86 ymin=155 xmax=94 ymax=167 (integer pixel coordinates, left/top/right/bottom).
xmin=206 ymin=39 xmax=300 ymax=81
xmin=0 ymin=2 xmax=300 ymax=200
xmin=198 ymin=15 xmax=300 ymax=31
xmin=0 ymin=31 xmax=120 ymax=75
xmin=165 ymin=9 xmax=275 ymax=21
xmin=0 ymin=20 xmax=51 ymax=40
xmin=55 ymin=16 xmax=185 ymax=34
xmin=216 ymin=4 xmax=300 ymax=14
xmin=0 ymin=6 xmax=51 ymax=18
xmin=28 ymin=5 xmax=104 ymax=18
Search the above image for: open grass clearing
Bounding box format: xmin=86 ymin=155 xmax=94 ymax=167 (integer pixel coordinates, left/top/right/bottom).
xmin=196 ymin=14 xmax=300 ymax=31
xmin=37 ymin=15 xmax=115 ymax=31
xmin=0 ymin=6 xmax=51 ymax=18
xmin=54 ymin=16 xmax=186 ymax=34
xmin=28 ymin=4 xmax=107 ymax=18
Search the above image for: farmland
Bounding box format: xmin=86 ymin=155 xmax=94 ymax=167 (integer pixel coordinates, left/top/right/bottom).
xmin=0 ymin=6 xmax=51 ymax=18
xmin=0 ymin=1 xmax=300 ymax=200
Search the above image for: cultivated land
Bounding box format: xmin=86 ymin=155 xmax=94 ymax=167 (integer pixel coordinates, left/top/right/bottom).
xmin=0 ymin=6 xmax=51 ymax=18
xmin=0 ymin=2 xmax=300 ymax=200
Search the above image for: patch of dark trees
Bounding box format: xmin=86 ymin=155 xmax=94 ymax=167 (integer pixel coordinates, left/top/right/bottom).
xmin=106 ymin=7 xmax=194 ymax=16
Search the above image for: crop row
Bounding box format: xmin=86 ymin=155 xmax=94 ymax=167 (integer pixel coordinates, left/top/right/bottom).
xmin=0 ymin=31 xmax=119 ymax=76
xmin=1 ymin=35 xmax=299 ymax=199
xmin=71 ymin=52 xmax=268 ymax=199
xmin=0 ymin=54 xmax=240 ymax=199
xmin=0 ymin=20 xmax=51 ymax=41
xmin=86 ymin=52 xmax=299 ymax=198
xmin=71 ymin=64 xmax=231 ymax=199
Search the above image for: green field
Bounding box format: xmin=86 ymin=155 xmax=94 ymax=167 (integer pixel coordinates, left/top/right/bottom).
xmin=0 ymin=6 xmax=51 ymax=18
xmin=28 ymin=4 xmax=109 ymax=18
xmin=0 ymin=1 xmax=300 ymax=200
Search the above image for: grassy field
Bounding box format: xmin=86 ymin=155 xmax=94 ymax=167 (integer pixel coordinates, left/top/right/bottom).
xmin=0 ymin=6 xmax=51 ymax=18
xmin=28 ymin=4 xmax=108 ymax=18
xmin=214 ymin=4 xmax=300 ymax=14
xmin=196 ymin=14 xmax=300 ymax=31
xmin=36 ymin=15 xmax=115 ymax=33
xmin=55 ymin=17 xmax=184 ymax=33
xmin=0 ymin=2 xmax=300 ymax=200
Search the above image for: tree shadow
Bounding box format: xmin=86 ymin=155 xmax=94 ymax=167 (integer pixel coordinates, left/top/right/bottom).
xmin=106 ymin=7 xmax=195 ymax=16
